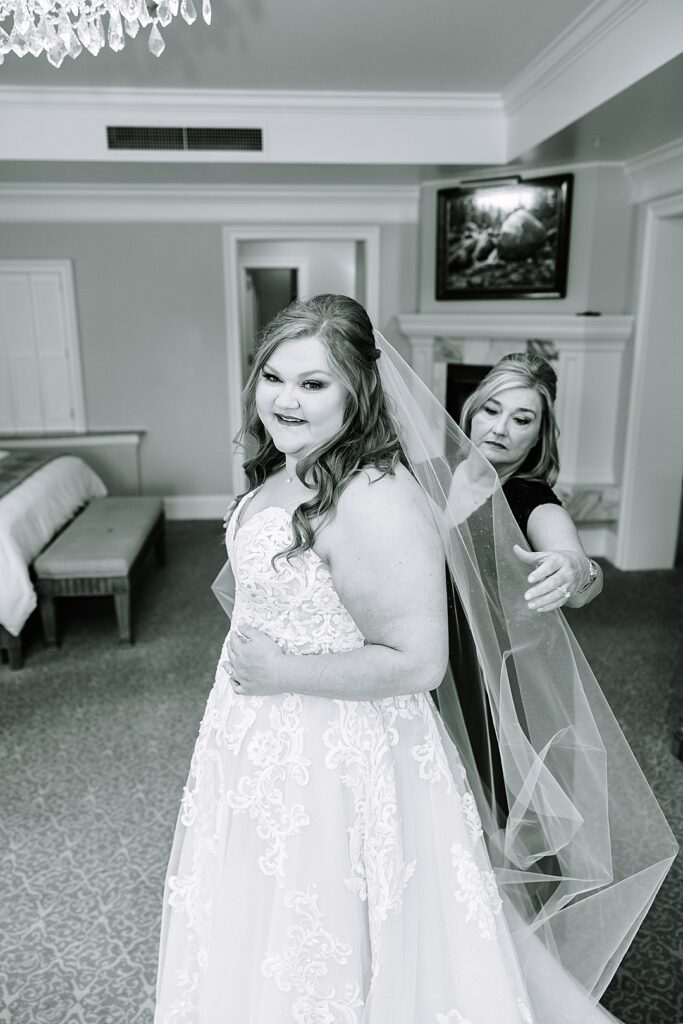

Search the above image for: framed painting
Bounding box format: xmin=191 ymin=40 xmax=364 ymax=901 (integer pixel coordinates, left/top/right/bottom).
xmin=436 ymin=174 xmax=573 ymax=300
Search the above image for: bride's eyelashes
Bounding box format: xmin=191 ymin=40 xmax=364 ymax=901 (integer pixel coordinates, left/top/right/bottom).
xmin=260 ymin=371 xmax=327 ymax=391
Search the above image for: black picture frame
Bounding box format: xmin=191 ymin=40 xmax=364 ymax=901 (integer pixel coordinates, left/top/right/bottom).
xmin=436 ymin=174 xmax=573 ymax=300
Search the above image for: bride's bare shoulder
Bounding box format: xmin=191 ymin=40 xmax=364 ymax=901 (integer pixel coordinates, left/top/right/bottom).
xmin=333 ymin=463 xmax=436 ymax=536
xmin=313 ymin=463 xmax=441 ymax=569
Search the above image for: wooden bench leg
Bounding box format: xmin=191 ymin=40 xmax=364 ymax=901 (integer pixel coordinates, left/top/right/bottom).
xmin=114 ymin=591 xmax=132 ymax=644
xmin=7 ymin=633 xmax=22 ymax=670
xmin=155 ymin=519 xmax=166 ymax=567
xmin=39 ymin=596 xmax=58 ymax=648
xmin=1 ymin=626 xmax=23 ymax=670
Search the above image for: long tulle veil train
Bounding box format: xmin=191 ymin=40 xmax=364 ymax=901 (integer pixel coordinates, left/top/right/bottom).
xmin=374 ymin=329 xmax=677 ymax=1020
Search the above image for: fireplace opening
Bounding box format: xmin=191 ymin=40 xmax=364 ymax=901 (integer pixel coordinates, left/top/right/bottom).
xmin=446 ymin=363 xmax=491 ymax=428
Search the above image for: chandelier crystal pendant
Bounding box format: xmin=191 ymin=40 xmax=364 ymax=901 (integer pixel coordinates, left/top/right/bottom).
xmin=0 ymin=0 xmax=212 ymax=66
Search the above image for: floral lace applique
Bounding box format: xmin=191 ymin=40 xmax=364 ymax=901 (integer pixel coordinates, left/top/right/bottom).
xmin=323 ymin=700 xmax=417 ymax=976
xmin=410 ymin=703 xmax=454 ymax=793
xmin=262 ymin=887 xmax=363 ymax=1024
xmin=450 ymin=843 xmax=503 ymax=941
xmin=517 ymin=998 xmax=535 ymax=1023
xmin=388 ymin=695 xmax=485 ymax=854
xmin=212 ymin=658 xmax=265 ymax=754
xmin=460 ymin=791 xmax=484 ymax=844
xmin=179 ymin=655 xmax=265 ymax=831
xmin=166 ymin=744 xmax=230 ymax=1022
xmin=227 ymin=693 xmax=311 ymax=884
xmin=436 ymin=1011 xmax=473 ymax=1024
xmin=229 ymin=508 xmax=365 ymax=658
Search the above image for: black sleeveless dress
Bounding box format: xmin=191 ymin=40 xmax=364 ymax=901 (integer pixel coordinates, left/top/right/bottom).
xmin=435 ymin=477 xmax=562 ymax=824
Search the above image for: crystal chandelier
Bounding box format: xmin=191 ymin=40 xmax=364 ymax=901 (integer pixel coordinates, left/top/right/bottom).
xmin=0 ymin=0 xmax=211 ymax=66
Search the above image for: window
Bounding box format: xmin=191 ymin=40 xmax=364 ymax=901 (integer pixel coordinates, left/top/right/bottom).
xmin=0 ymin=259 xmax=86 ymax=435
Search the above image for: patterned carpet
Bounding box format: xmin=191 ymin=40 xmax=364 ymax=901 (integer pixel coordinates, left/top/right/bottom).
xmin=0 ymin=522 xmax=681 ymax=1024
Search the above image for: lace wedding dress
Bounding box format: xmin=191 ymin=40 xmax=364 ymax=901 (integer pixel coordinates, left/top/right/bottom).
xmin=154 ymin=494 xmax=612 ymax=1024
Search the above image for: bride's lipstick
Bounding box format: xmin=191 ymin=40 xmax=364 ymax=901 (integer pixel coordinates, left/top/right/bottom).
xmin=275 ymin=413 xmax=306 ymax=425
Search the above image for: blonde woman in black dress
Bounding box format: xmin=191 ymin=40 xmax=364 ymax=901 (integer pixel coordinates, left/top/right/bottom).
xmin=441 ymin=353 xmax=603 ymax=823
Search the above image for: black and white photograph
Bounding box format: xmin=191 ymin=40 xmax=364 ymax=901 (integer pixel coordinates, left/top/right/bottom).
xmin=436 ymin=175 xmax=573 ymax=299
xmin=1 ymin=3 xmax=682 ymax=1024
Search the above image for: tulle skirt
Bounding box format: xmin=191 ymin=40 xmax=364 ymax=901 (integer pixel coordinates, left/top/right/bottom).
xmin=155 ymin=641 xmax=620 ymax=1024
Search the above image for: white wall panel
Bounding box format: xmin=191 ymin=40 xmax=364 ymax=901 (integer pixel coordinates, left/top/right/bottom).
xmin=0 ymin=275 xmax=42 ymax=432
xmin=0 ymin=261 xmax=85 ymax=435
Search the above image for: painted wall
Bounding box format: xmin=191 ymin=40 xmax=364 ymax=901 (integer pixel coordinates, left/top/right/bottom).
xmin=0 ymin=220 xmax=418 ymax=501
xmin=418 ymin=164 xmax=635 ymax=315
xmin=0 ymin=223 xmax=230 ymax=497
xmin=378 ymin=222 xmax=419 ymax=361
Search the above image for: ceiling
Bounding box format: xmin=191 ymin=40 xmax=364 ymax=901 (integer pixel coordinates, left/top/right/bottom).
xmin=517 ymin=54 xmax=683 ymax=166
xmin=0 ymin=0 xmax=681 ymax=182
xmin=0 ymin=0 xmax=598 ymax=91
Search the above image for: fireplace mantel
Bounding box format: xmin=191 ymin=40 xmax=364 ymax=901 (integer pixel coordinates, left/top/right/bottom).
xmin=397 ymin=313 xmax=632 ymax=342
xmin=397 ymin=313 xmax=634 ymax=558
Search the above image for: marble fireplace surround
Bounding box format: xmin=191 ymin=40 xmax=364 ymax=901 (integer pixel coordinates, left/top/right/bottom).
xmin=397 ymin=313 xmax=633 ymax=554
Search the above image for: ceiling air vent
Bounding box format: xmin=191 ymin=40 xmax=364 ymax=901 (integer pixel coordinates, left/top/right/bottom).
xmin=106 ymin=126 xmax=263 ymax=152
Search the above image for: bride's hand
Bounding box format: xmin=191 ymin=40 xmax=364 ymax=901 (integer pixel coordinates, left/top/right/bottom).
xmin=228 ymin=624 xmax=286 ymax=695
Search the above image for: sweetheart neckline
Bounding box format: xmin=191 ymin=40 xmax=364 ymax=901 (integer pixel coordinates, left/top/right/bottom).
xmin=232 ymin=504 xmax=328 ymax=569
xmin=233 ymin=501 xmax=298 ymax=537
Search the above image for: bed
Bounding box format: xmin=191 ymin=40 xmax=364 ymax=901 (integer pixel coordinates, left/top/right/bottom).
xmin=0 ymin=451 xmax=108 ymax=664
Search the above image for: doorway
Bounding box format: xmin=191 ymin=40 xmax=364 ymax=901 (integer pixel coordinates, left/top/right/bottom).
xmin=239 ymin=261 xmax=303 ymax=381
xmin=223 ymin=225 xmax=380 ymax=494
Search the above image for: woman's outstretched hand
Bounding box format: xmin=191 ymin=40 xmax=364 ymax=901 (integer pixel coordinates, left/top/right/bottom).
xmin=227 ymin=624 xmax=286 ymax=696
xmin=513 ymin=544 xmax=590 ymax=612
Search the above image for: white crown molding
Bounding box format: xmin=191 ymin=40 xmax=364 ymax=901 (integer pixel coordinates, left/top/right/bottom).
xmin=0 ymin=86 xmax=503 ymax=114
xmin=0 ymin=182 xmax=420 ymax=224
xmin=504 ymin=0 xmax=683 ymax=160
xmin=397 ymin=313 xmax=633 ymax=342
xmin=625 ymin=137 xmax=683 ymax=203
xmin=0 ymin=86 xmax=506 ymax=165
xmin=504 ymin=0 xmax=649 ymax=116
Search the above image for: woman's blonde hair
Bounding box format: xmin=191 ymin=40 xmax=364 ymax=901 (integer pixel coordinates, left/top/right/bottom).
xmin=460 ymin=352 xmax=560 ymax=485
xmin=235 ymin=294 xmax=406 ymax=562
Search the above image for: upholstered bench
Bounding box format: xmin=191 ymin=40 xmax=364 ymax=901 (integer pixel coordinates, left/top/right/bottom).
xmin=34 ymin=497 xmax=165 ymax=646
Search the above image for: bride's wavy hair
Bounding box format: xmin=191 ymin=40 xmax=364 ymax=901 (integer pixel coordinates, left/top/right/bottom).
xmin=460 ymin=351 xmax=560 ymax=486
xmin=235 ymin=293 xmax=407 ymax=562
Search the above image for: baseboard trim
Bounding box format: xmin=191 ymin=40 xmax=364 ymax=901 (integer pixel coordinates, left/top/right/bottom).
xmin=164 ymin=495 xmax=232 ymax=520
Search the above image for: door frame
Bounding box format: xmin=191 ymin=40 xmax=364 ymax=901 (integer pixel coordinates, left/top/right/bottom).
xmin=223 ymin=225 xmax=381 ymax=495
xmin=238 ymin=255 xmax=309 ymax=381
xmin=615 ymin=192 xmax=683 ymax=568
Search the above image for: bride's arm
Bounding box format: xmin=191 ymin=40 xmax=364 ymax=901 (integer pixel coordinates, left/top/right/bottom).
xmin=229 ymin=468 xmax=449 ymax=700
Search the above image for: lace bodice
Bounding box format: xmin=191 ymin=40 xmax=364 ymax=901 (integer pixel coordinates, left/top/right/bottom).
xmin=226 ymin=496 xmax=365 ymax=657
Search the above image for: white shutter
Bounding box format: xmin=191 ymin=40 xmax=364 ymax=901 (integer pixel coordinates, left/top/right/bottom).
xmin=0 ymin=260 xmax=85 ymax=435
xmin=32 ymin=272 xmax=75 ymax=431
xmin=0 ymin=330 xmax=12 ymax=433
xmin=0 ymin=274 xmax=43 ymax=432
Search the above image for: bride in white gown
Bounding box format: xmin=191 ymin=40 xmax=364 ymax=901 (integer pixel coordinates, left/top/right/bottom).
xmin=155 ymin=295 xmax=677 ymax=1024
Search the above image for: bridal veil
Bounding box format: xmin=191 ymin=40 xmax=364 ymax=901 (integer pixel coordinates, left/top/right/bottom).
xmin=374 ymin=329 xmax=677 ymax=1017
